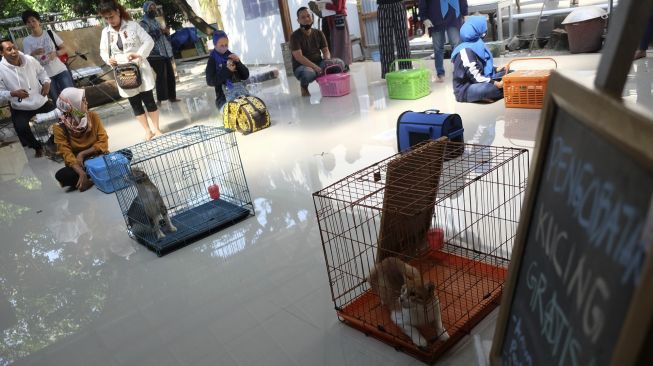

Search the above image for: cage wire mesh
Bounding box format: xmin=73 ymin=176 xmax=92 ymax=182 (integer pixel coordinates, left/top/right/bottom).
xmin=313 ymin=139 xmax=529 ymax=364
xmin=106 ymin=125 xmax=254 ymax=256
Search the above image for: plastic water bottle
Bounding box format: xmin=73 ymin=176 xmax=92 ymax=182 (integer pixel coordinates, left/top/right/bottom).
xmin=34 ymin=109 xmax=62 ymax=124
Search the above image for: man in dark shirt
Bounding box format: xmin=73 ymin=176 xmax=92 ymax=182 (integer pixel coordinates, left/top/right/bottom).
xmin=290 ymin=7 xmax=335 ymax=97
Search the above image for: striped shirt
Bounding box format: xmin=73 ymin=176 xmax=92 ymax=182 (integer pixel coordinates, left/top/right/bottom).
xmin=140 ymin=17 xmax=173 ymax=58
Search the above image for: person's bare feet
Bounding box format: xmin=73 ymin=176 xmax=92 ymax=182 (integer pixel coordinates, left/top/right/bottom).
xmin=436 ymin=75 xmax=445 ymax=83
xmin=153 ymin=129 xmax=164 ymax=137
xmin=634 ymin=49 xmax=647 ymax=60
xmin=301 ymin=85 xmax=310 ymax=97
xmin=145 ymin=131 xmax=155 ymax=141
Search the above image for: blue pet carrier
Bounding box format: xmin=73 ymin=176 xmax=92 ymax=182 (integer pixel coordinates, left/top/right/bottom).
xmin=397 ymin=109 xmax=464 ymax=156
xmin=86 ymin=152 xmax=130 ymax=193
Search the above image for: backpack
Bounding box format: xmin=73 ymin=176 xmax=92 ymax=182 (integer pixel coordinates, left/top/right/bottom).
xmin=222 ymin=96 xmax=270 ymax=134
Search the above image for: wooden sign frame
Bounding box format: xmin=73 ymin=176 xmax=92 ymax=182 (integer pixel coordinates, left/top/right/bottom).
xmin=490 ymin=70 xmax=653 ymax=366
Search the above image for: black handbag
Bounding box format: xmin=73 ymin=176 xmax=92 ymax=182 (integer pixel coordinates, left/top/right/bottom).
xmin=108 ymin=32 xmax=142 ymax=90
xmin=114 ymin=63 xmax=142 ymax=89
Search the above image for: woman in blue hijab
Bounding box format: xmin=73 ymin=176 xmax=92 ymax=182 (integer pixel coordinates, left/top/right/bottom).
xmin=450 ymin=16 xmax=505 ymax=103
xmin=205 ymin=30 xmax=249 ymax=110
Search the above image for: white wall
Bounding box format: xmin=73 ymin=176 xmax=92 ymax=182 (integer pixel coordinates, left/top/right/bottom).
xmin=217 ymin=0 xmax=361 ymax=65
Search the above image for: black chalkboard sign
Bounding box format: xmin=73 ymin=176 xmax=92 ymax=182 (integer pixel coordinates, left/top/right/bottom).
xmin=490 ymin=71 xmax=653 ymax=366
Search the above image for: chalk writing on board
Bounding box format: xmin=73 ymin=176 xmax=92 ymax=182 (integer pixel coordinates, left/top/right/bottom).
xmin=526 ymin=260 xmax=582 ymax=366
xmin=643 ymin=199 xmax=653 ymax=259
xmin=545 ymin=136 xmax=646 ymax=286
xmin=507 ymin=315 xmax=533 ymax=366
xmin=535 ymin=206 xmax=610 ymax=344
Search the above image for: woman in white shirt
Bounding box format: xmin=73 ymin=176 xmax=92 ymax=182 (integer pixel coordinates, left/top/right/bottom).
xmin=99 ymin=0 xmax=162 ymax=141
xmin=21 ymin=10 xmax=74 ymax=102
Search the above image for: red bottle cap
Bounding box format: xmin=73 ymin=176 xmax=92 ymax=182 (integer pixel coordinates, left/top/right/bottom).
xmin=208 ymin=184 xmax=220 ymax=200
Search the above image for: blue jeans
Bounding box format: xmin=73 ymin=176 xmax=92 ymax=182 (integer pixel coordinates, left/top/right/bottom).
xmin=432 ymin=26 xmax=461 ymax=77
xmin=49 ymin=70 xmax=74 ymax=102
xmin=294 ymin=61 xmax=326 ymax=87
xmin=640 ymin=11 xmax=653 ymax=51
xmin=465 ymin=82 xmax=503 ymax=103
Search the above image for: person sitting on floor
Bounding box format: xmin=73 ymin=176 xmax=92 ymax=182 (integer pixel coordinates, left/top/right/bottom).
xmin=53 ymin=87 xmax=109 ymax=192
xmin=205 ymin=30 xmax=249 ymax=111
xmin=451 ymin=16 xmax=506 ymax=103
xmin=290 ymin=6 xmax=344 ymax=97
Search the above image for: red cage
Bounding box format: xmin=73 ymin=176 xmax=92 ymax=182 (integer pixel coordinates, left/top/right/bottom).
xmin=313 ymin=140 xmax=529 ymax=364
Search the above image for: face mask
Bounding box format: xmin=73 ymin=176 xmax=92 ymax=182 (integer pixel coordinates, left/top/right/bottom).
xmin=301 ymin=23 xmax=313 ymax=30
xmin=216 ymin=45 xmax=228 ymax=54
xmin=148 ymin=10 xmax=157 ymax=17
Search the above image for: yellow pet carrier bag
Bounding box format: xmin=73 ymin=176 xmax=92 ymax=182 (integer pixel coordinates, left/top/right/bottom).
xmin=223 ymin=95 xmax=271 ymax=134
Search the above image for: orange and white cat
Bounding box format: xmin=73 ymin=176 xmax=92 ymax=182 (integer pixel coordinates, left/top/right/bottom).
xmin=368 ymin=257 xmax=449 ymax=348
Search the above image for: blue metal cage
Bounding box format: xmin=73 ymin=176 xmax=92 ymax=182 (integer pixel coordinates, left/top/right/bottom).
xmin=104 ymin=125 xmax=254 ymax=256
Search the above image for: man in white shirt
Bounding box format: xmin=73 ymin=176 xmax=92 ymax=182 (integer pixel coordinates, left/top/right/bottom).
xmin=21 ymin=10 xmax=74 ymax=102
xmin=0 ymin=39 xmax=55 ymax=157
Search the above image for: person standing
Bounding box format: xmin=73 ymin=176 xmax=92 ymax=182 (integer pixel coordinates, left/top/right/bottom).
xmin=21 ymin=10 xmax=75 ymax=102
xmin=139 ymin=1 xmax=180 ymax=104
xmin=635 ymin=10 xmax=653 ymax=60
xmin=419 ymin=0 xmax=468 ymax=82
xmin=99 ymin=0 xmax=162 ymax=141
xmin=311 ymin=0 xmax=353 ymax=70
xmin=377 ymin=0 xmax=411 ymax=78
xmin=0 ymin=39 xmax=55 ymax=157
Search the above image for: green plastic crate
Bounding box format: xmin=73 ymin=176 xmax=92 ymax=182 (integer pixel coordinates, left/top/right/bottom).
xmin=386 ymin=59 xmax=431 ymax=100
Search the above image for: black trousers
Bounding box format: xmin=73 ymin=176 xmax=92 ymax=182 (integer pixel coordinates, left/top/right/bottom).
xmin=378 ymin=2 xmax=412 ymax=78
xmin=55 ymin=166 xmax=80 ymax=188
xmin=322 ymin=19 xmax=332 ymax=55
xmin=10 ymin=101 xmax=56 ymax=149
xmin=148 ymin=56 xmax=177 ymax=102
xmin=127 ymin=90 xmax=158 ymax=116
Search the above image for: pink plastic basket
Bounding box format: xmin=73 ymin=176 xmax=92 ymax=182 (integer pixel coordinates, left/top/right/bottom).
xmin=316 ymin=65 xmax=351 ymax=97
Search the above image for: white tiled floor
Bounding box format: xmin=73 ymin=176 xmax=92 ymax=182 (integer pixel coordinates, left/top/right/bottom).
xmin=1 ymin=52 xmax=646 ymax=366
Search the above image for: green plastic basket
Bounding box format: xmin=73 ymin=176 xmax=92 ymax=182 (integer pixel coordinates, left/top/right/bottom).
xmin=386 ymin=59 xmax=431 ymax=100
